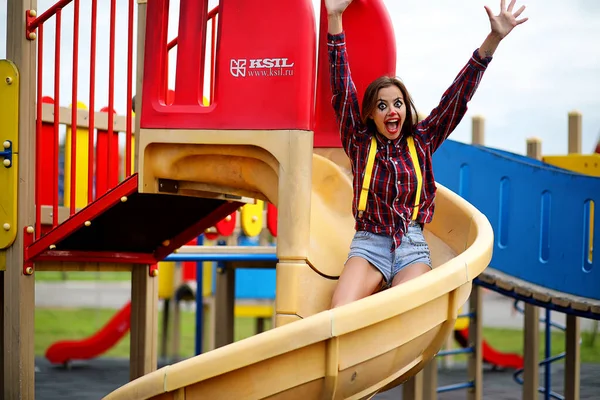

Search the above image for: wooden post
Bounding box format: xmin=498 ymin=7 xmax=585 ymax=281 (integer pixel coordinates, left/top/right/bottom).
xmin=129 ymin=267 xmax=159 ymax=380
xmin=471 ymin=116 xmax=485 ymax=146
xmin=566 ymin=111 xmax=582 ymax=400
xmin=422 ymin=360 xmax=438 ymax=400
xmin=564 ymin=315 xmax=581 ymax=400
xmin=3 ymin=2 xmax=37 ymax=399
xmin=568 ymin=111 xmax=582 ymax=154
xmin=467 ymin=285 xmax=482 ymax=400
xmin=522 ymin=304 xmax=539 ymax=398
xmin=402 ymin=371 xmax=423 ymax=400
xmin=215 ymin=263 xmax=235 ymax=348
xmin=526 ymin=138 xmax=542 ymax=161
xmin=521 ymin=138 xmax=541 ymax=399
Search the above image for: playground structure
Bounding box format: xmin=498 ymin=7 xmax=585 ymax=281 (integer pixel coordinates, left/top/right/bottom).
xmin=2 ymin=1 xmax=493 ymax=399
xmin=0 ymin=1 xmax=598 ymax=400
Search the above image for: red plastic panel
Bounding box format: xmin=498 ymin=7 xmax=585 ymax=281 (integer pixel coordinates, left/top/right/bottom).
xmin=267 ymin=202 xmax=278 ymax=237
xmin=141 ymin=0 xmax=316 ymax=131
xmin=39 ymin=96 xmax=56 ymax=207
xmin=216 ymin=211 xmax=236 ymax=237
xmin=95 ymin=106 xmax=119 ymax=198
xmin=313 ymin=0 xmax=396 ymax=147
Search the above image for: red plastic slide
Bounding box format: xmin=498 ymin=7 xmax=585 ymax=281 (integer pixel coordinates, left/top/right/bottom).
xmin=45 ymin=302 xmax=131 ymax=364
xmin=454 ymin=328 xmax=523 ymax=369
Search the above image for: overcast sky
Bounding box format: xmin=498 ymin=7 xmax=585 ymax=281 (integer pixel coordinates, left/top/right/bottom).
xmin=0 ymin=0 xmax=598 ymax=156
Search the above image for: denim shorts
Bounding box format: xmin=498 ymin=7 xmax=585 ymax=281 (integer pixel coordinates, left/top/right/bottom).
xmin=346 ymin=222 xmax=432 ymax=288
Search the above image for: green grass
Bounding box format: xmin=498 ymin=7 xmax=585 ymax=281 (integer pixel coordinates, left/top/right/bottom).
xmin=34 ymin=307 xmax=599 ymax=364
xmin=35 ymin=271 xmax=131 ymax=282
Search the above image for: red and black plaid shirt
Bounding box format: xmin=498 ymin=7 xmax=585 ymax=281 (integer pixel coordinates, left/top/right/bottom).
xmin=328 ymin=32 xmax=492 ymax=250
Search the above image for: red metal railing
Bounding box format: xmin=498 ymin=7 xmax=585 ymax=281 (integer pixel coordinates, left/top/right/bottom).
xmin=167 ymin=5 xmax=219 ymax=104
xmin=27 ymin=1 xmax=220 ymax=241
xmin=28 ymin=0 xmax=137 ymax=239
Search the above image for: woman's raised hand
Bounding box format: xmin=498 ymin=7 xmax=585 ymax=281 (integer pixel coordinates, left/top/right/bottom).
xmin=485 ymin=0 xmax=529 ymax=40
xmin=325 ymin=0 xmax=353 ymax=16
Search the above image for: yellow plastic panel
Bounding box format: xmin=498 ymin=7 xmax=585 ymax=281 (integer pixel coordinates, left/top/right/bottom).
xmin=158 ymin=261 xmax=176 ymax=300
xmin=64 ymin=101 xmax=90 ymax=208
xmin=543 ymin=154 xmax=600 ymax=177
xmin=241 ymin=200 xmax=264 ymax=237
xmin=0 ymin=251 xmax=5 ymax=271
xmin=0 ymin=59 xmax=19 ymax=251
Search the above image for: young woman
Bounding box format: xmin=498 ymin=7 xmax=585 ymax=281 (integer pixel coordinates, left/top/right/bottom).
xmin=327 ymin=0 xmax=528 ymax=308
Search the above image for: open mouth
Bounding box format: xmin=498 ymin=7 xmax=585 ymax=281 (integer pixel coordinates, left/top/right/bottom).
xmin=384 ymin=118 xmax=400 ymax=134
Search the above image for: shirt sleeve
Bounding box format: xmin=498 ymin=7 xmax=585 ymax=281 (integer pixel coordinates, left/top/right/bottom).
xmin=328 ymin=31 xmax=367 ymax=155
xmin=416 ymin=49 xmax=492 ymax=153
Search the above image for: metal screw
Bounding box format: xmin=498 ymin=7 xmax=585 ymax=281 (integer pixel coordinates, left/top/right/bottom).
xmin=2 ymin=141 xmax=9 ymax=149
xmin=2 ymin=223 xmax=10 ymax=231
xmin=26 ymin=226 xmax=34 ymax=234
xmin=5 ymin=77 xmax=12 ymax=85
xmin=3 ymin=159 xmax=11 ymax=167
xmin=25 ymin=267 xmax=34 ymax=275
xmin=29 ymin=10 xmax=37 ymax=17
xmin=28 ymin=32 xmax=37 ymax=40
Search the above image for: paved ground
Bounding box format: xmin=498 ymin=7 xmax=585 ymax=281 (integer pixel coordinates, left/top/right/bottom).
xmin=34 ymin=357 xmax=600 ymax=400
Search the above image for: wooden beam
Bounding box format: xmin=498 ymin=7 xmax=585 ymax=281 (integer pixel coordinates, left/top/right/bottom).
xmin=40 ymin=103 xmax=134 ymax=135
xmin=3 ymin=1 xmax=37 ymax=399
xmin=34 ymin=262 xmax=134 ymax=272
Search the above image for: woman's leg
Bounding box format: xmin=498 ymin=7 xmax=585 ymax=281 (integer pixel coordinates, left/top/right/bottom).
xmin=330 ymin=256 xmax=385 ymax=309
xmin=390 ymin=262 xmax=431 ymax=287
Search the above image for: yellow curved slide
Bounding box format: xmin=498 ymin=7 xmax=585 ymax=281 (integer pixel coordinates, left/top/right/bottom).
xmin=105 ymin=153 xmax=493 ymax=400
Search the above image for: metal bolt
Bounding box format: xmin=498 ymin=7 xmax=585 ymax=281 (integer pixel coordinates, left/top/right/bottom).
xmin=84 ymin=221 xmax=91 ymax=227
xmin=2 ymin=141 xmax=9 ymax=149
xmin=121 ymin=196 xmax=128 ymax=202
xmin=2 ymin=223 xmax=10 ymax=231
xmin=49 ymin=244 xmax=56 ymax=250
xmin=25 ymin=267 xmax=34 ymax=275
xmin=151 ymin=269 xmax=159 ymax=277
xmin=3 ymin=159 xmax=11 ymax=167
xmin=26 ymin=226 xmax=34 ymax=234
xmin=5 ymin=76 xmax=12 ymax=85
xmin=29 ymin=10 xmax=37 ymax=17
xmin=162 ymin=240 xmax=170 ymax=246
xmin=28 ymin=32 xmax=37 ymax=40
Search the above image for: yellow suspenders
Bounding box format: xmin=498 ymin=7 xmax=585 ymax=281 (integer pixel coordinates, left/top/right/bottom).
xmin=357 ymin=135 xmax=423 ymax=220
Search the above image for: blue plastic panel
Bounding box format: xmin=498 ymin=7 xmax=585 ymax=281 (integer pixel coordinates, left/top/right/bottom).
xmin=433 ymin=140 xmax=599 ymax=300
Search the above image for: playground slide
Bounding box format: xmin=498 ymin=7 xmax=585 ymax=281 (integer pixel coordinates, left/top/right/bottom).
xmin=45 ymin=302 xmax=131 ymax=365
xmin=454 ymin=328 xmax=523 ymax=370
xmin=104 ymin=153 xmax=493 ymax=400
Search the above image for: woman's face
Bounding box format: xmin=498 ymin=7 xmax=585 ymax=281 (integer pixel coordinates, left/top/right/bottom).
xmin=369 ymin=85 xmax=406 ymax=141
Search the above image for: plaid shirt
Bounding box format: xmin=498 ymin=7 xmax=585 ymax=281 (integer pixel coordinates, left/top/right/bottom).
xmin=328 ymin=32 xmax=492 ymax=250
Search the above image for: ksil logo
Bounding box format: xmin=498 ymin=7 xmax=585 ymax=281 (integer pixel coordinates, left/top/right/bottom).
xmin=230 ymin=57 xmax=295 ymax=78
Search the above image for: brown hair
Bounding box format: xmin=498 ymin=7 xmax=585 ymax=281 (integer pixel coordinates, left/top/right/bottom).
xmin=361 ymin=76 xmax=418 ymax=138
